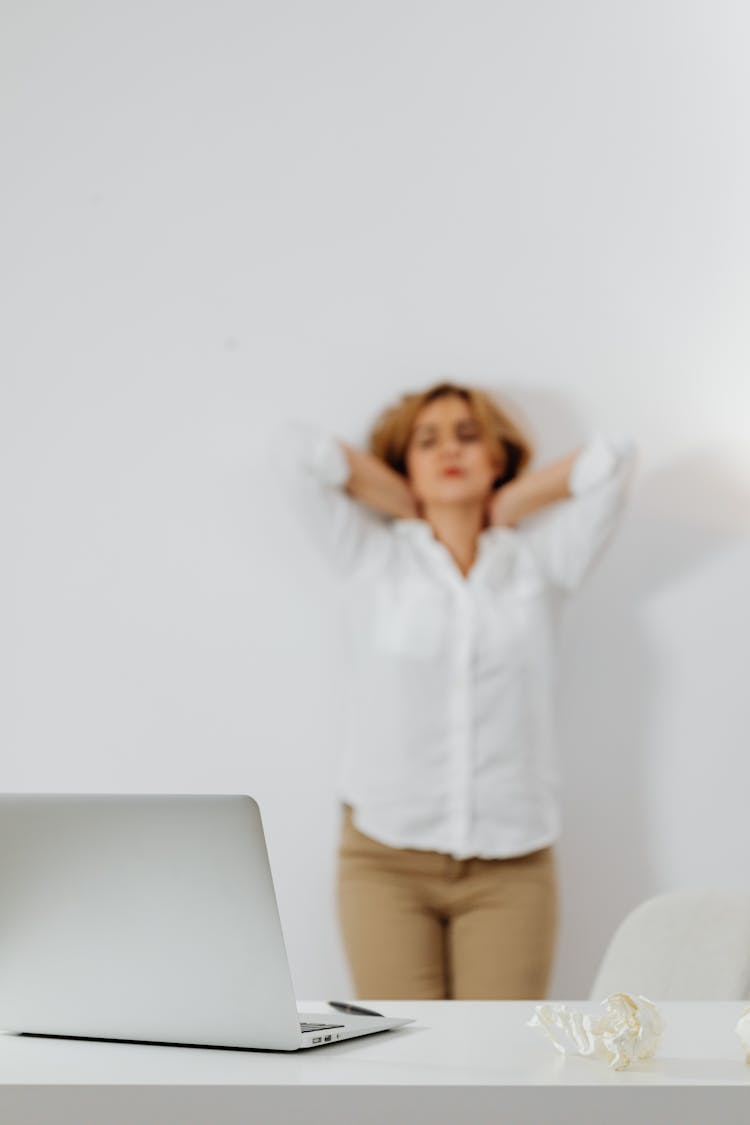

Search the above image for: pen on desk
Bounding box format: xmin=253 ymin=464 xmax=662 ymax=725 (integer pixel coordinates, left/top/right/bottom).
xmin=328 ymin=1001 xmax=384 ymax=1018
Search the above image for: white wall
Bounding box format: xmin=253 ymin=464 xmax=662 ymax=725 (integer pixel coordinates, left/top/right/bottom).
xmin=2 ymin=0 xmax=749 ymax=999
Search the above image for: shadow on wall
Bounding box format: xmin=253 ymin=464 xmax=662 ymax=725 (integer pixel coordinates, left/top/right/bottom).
xmin=503 ymin=387 xmax=750 ymax=998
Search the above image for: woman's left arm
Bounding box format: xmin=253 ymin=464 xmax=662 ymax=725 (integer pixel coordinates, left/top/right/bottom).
xmin=489 ymin=436 xmax=636 ymax=591
xmin=487 ymin=450 xmax=581 ymax=528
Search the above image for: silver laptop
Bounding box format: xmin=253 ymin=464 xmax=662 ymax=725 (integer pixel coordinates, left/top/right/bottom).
xmin=0 ymin=794 xmax=413 ymax=1050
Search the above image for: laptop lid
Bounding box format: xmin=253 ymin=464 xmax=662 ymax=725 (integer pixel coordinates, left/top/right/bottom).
xmin=0 ymin=794 xmax=304 ymax=1050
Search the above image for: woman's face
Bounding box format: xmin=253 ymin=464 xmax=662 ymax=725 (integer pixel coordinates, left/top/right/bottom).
xmin=405 ymin=394 xmax=504 ymax=510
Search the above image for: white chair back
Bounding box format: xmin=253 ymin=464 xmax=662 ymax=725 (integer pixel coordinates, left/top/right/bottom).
xmin=590 ymin=890 xmax=750 ymax=1000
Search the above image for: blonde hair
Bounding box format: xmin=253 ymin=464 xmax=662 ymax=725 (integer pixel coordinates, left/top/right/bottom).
xmin=369 ymin=381 xmax=534 ymax=487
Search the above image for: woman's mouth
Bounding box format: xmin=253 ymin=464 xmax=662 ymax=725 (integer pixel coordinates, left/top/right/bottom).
xmin=442 ymin=467 xmax=464 ymax=477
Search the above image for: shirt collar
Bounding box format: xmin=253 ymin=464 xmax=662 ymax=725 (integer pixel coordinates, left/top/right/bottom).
xmin=393 ymin=518 xmax=433 ymax=539
xmin=393 ymin=519 xmax=512 ymax=545
xmin=393 ymin=519 xmax=516 ymax=586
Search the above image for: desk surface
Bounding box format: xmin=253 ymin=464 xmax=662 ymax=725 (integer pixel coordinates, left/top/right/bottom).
xmin=1 ymin=1000 xmax=749 ymax=1087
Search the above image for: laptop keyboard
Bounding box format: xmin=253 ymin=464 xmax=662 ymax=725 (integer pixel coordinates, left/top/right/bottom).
xmin=300 ymin=1021 xmax=345 ymax=1033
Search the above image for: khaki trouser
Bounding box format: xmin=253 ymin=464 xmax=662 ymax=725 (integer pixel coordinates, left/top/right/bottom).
xmin=336 ymin=805 xmax=558 ymax=1000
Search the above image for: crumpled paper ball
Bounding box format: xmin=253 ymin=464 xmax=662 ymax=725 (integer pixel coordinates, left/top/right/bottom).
xmin=528 ymin=993 xmax=664 ymax=1071
xmin=736 ymin=1007 xmax=750 ymax=1063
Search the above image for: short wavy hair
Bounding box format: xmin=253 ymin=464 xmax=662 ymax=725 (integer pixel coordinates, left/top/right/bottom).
xmin=368 ymin=381 xmax=534 ymax=489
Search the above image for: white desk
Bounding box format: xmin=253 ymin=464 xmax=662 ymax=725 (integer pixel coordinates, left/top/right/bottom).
xmin=1 ymin=1001 xmax=749 ymax=1125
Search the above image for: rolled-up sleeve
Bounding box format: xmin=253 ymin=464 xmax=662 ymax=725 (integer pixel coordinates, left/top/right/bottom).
xmin=270 ymin=421 xmax=391 ymax=579
xmin=517 ymin=435 xmax=636 ymax=591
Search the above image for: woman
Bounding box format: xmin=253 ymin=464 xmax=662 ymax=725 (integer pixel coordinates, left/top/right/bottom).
xmin=277 ymin=381 xmax=634 ymax=1000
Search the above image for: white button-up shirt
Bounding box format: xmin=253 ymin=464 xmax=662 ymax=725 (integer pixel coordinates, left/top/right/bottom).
xmin=277 ymin=423 xmax=635 ymax=860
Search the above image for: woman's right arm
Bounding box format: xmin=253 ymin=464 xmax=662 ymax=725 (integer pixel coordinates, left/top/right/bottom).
xmin=340 ymin=443 xmax=418 ymax=520
xmin=271 ymin=422 xmax=408 ymax=577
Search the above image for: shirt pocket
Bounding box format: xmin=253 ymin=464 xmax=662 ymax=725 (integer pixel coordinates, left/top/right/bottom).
xmin=372 ymin=581 xmax=447 ymax=660
xmin=508 ymin=547 xmax=550 ymax=603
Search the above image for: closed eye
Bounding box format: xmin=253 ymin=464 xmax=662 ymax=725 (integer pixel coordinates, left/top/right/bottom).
xmin=456 ymin=423 xmax=481 ymax=441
